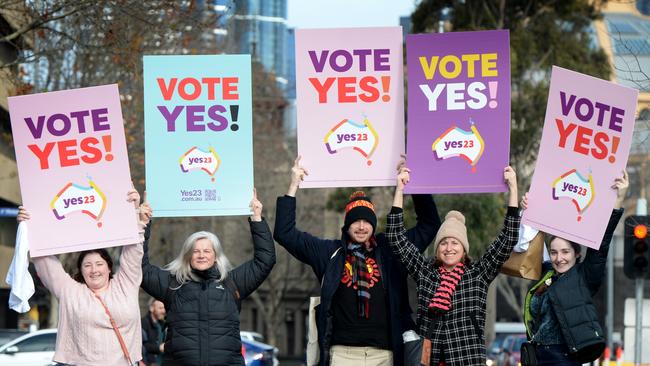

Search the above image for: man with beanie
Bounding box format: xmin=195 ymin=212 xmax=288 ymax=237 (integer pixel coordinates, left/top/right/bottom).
xmin=274 ymin=156 xmax=441 ymax=366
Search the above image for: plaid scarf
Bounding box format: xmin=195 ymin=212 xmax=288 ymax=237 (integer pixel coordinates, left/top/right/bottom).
xmin=429 ymin=263 xmax=465 ymax=313
xmin=346 ymin=237 xmax=377 ymax=319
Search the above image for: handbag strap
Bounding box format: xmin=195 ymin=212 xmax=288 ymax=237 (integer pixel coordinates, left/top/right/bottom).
xmin=94 ymin=293 xmax=134 ymax=366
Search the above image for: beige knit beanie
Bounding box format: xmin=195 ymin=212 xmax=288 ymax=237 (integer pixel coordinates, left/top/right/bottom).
xmin=433 ymin=210 xmax=469 ymax=255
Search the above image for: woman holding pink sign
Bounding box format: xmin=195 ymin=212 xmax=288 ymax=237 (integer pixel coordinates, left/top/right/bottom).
xmin=518 ymin=171 xmax=627 ymax=366
xmin=17 ymin=189 xmax=151 ymax=366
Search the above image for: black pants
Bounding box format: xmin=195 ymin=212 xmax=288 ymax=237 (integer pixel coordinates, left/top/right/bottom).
xmin=535 ymin=344 xmax=581 ymax=366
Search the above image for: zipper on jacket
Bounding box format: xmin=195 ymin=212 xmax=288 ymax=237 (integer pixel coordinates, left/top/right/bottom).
xmin=524 ymin=270 xmax=555 ymax=340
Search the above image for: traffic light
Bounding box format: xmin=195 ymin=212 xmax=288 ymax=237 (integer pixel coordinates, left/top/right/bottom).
xmin=624 ymin=215 xmax=650 ymax=279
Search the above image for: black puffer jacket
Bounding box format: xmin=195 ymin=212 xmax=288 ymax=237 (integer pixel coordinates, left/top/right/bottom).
xmin=524 ymin=208 xmax=623 ymax=363
xmin=141 ymin=219 xmax=276 ymax=366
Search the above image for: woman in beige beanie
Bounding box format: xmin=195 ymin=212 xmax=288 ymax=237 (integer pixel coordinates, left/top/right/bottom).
xmin=387 ymin=165 xmax=520 ymax=366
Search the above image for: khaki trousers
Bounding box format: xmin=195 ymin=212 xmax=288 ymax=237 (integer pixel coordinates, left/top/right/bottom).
xmin=330 ymin=345 xmax=393 ymax=366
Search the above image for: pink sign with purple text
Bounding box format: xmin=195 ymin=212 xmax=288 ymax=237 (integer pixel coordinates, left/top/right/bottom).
xmin=295 ymin=27 xmax=404 ymax=188
xmin=522 ymin=66 xmax=638 ymax=249
xmin=8 ymin=85 xmax=140 ymax=256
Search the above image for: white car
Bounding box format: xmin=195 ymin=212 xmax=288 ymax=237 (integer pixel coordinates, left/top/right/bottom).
xmin=240 ymin=330 xmax=266 ymax=343
xmin=0 ymin=329 xmax=56 ymax=366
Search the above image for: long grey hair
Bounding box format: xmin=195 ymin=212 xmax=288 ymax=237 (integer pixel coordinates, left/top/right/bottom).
xmin=165 ymin=231 xmax=233 ymax=286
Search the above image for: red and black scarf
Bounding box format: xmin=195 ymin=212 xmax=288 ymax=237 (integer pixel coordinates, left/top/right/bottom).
xmin=346 ymin=237 xmax=377 ymax=319
xmin=429 ymin=263 xmax=465 ymax=313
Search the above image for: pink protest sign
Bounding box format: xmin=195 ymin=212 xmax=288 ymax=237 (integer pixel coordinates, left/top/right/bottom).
xmin=522 ymin=66 xmax=638 ymax=249
xmin=295 ymin=27 xmax=404 ymax=188
xmin=8 ymin=85 xmax=140 ymax=256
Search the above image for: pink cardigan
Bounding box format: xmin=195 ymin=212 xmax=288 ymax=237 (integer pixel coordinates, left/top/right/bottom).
xmin=34 ymin=241 xmax=143 ymax=365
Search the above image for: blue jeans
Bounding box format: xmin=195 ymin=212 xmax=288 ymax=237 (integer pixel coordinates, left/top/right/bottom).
xmin=535 ymin=344 xmax=581 ymax=366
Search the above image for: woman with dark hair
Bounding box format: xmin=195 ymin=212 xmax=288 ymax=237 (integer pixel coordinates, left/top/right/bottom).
xmin=72 ymin=248 xmax=114 ymax=283
xmin=140 ymin=189 xmax=276 ymax=366
xmin=520 ymin=171 xmax=628 ymax=366
xmin=17 ymin=189 xmax=150 ymax=366
xmin=387 ymin=166 xmax=520 ymax=365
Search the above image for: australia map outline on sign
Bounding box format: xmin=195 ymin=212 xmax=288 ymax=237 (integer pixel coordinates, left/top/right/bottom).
xmin=323 ymin=116 xmax=379 ymax=166
xmin=50 ymin=179 xmax=107 ymax=227
xmin=431 ymin=119 xmax=485 ymax=172
xmin=551 ymin=168 xmax=595 ymax=222
xmin=179 ymin=146 xmax=221 ymax=182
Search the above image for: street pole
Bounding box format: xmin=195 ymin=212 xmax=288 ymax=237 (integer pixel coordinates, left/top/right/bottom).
xmin=606 ymin=239 xmax=614 ymax=364
xmin=634 ymin=277 xmax=643 ymax=366
xmin=634 ymin=198 xmax=647 ymax=366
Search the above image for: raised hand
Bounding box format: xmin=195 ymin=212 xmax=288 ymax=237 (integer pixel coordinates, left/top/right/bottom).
xmin=503 ymin=166 xmax=518 ymax=207
xmin=127 ymin=188 xmax=141 ymax=209
xmin=139 ymin=191 xmax=152 ymax=225
xmin=250 ymin=188 xmax=263 ymax=222
xmin=396 ymin=153 xmax=407 ymax=172
xmin=520 ymin=192 xmax=529 ymax=211
xmin=288 ymin=155 xmax=309 ymax=196
xmin=613 ymin=170 xmax=629 ymax=209
xmin=397 ymin=166 xmax=411 ymax=191
xmin=17 ymin=206 xmax=30 ymax=223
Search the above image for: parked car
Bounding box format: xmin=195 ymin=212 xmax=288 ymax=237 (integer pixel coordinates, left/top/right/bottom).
xmin=240 ymin=331 xmax=279 ymax=366
xmin=0 ymin=329 xmax=29 ymax=347
xmin=0 ymin=329 xmax=56 ymax=366
xmin=241 ymin=337 xmax=277 ymax=366
xmin=240 ymin=330 xmax=265 ymax=343
xmin=487 ymin=334 xmax=506 ymax=365
xmin=0 ymin=328 xmax=277 ymax=366
xmin=506 ymin=335 xmax=527 ymax=366
xmin=496 ymin=334 xmax=527 ymax=366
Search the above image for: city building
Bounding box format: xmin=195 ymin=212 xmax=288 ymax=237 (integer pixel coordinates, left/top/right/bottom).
xmin=0 ymin=7 xmax=29 ymax=329
xmin=231 ymin=0 xmax=289 ymax=90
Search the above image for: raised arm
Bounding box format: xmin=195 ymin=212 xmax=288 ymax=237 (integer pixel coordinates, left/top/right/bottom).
xmin=387 ymin=167 xmax=427 ymax=281
xmin=392 ymin=156 xmax=442 ymax=252
xmin=17 ymin=207 xmax=75 ymax=299
xmin=476 ymin=166 xmax=521 ymax=282
xmin=287 ymin=155 xmax=308 ymax=197
xmin=406 ymin=195 xmax=440 ymax=252
xmin=273 ymin=157 xmax=338 ymax=276
xmin=115 ymin=189 xmax=149 ymax=288
xmin=583 ymin=170 xmax=628 ymax=293
xmin=230 ymin=191 xmax=276 ymax=298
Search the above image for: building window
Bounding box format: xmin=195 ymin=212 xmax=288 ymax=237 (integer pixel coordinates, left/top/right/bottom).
xmin=285 ymin=309 xmax=295 ymax=355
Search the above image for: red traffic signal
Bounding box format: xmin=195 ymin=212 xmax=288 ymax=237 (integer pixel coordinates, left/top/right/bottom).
xmin=624 ymin=216 xmax=650 ymax=280
xmin=634 ymin=224 xmax=648 ymax=239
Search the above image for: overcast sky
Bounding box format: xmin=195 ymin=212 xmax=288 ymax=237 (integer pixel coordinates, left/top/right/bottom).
xmin=287 ymin=0 xmax=417 ymax=29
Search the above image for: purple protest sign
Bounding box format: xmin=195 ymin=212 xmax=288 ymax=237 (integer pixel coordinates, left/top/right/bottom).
xmin=405 ymin=30 xmax=511 ymax=193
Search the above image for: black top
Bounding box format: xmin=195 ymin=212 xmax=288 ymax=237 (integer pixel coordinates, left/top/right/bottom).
xmin=330 ymin=249 xmax=390 ymax=349
xmin=141 ymin=219 xmax=276 ymax=366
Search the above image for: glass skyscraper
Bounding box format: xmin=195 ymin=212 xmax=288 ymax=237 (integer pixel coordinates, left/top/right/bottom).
xmin=232 ymin=0 xmax=289 ymax=89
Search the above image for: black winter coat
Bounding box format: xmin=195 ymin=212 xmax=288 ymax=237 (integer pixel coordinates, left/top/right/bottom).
xmin=273 ymin=194 xmax=440 ymax=366
xmin=141 ymin=219 xmax=276 ymax=366
xmin=524 ymin=208 xmax=623 ymax=363
xmin=141 ymin=313 xmax=166 ymax=365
